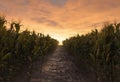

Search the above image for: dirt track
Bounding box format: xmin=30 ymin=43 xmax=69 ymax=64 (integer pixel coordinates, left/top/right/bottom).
xmin=30 ymin=46 xmax=85 ymax=82
xmin=14 ymin=46 xmax=88 ymax=82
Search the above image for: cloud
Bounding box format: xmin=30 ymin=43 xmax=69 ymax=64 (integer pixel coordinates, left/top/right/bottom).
xmin=0 ymin=3 xmax=6 ymax=12
xmin=31 ymin=17 xmax=63 ymax=28
xmin=0 ymin=0 xmax=120 ymax=42
xmin=20 ymin=0 xmax=30 ymax=5
xmin=49 ymin=0 xmax=68 ymax=7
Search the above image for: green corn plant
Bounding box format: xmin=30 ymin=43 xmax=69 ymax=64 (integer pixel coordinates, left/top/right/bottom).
xmin=63 ymin=22 xmax=120 ymax=82
xmin=0 ymin=16 xmax=58 ymax=82
xmin=10 ymin=22 xmax=21 ymax=33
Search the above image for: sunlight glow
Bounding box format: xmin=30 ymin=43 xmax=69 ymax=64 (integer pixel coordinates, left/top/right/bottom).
xmin=50 ymin=35 xmax=66 ymax=45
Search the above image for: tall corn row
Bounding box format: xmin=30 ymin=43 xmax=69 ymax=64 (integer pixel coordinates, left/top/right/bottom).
xmin=63 ymin=23 xmax=120 ymax=82
xmin=0 ymin=17 xmax=58 ymax=82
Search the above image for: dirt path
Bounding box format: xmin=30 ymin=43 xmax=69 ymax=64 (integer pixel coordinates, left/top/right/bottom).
xmin=30 ymin=46 xmax=85 ymax=82
xmin=14 ymin=46 xmax=86 ymax=82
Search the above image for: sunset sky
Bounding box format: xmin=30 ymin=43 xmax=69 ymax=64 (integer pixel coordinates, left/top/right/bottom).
xmin=0 ymin=0 xmax=120 ymax=44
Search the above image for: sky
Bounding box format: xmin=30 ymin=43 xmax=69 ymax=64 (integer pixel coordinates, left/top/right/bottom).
xmin=0 ymin=0 xmax=120 ymax=45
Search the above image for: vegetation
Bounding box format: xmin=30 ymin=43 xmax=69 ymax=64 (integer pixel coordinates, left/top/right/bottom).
xmin=0 ymin=16 xmax=58 ymax=82
xmin=63 ymin=22 xmax=120 ymax=82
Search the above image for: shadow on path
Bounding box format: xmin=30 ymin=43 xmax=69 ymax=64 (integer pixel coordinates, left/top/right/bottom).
xmin=30 ymin=46 xmax=86 ymax=82
xmin=15 ymin=46 xmax=87 ymax=82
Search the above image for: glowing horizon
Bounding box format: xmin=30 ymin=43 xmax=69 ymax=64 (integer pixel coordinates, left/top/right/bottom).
xmin=0 ymin=0 xmax=120 ymax=44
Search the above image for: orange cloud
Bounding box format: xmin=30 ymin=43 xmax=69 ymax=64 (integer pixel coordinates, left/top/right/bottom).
xmin=0 ymin=0 xmax=120 ymax=44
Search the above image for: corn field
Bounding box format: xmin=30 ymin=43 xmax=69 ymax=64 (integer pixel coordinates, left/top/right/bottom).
xmin=0 ymin=16 xmax=58 ymax=82
xmin=63 ymin=23 xmax=120 ymax=82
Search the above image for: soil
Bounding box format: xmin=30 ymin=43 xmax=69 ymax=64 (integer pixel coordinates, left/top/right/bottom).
xmin=14 ymin=46 xmax=93 ymax=82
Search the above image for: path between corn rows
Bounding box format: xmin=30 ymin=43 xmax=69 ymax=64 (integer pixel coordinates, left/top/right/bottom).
xmin=14 ymin=46 xmax=89 ymax=82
